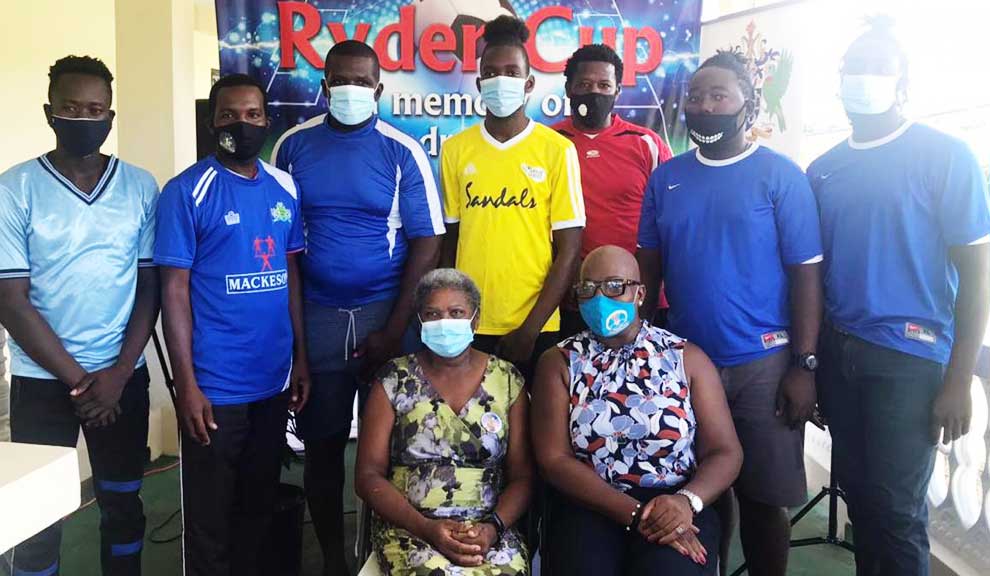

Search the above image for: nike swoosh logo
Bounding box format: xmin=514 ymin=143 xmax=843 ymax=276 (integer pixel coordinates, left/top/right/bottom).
xmin=820 ymin=173 xmax=832 ymax=179
xmin=667 ymin=184 xmax=681 ymax=190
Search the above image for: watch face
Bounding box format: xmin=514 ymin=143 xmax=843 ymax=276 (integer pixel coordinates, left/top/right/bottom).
xmin=805 ymin=354 xmax=819 ymax=370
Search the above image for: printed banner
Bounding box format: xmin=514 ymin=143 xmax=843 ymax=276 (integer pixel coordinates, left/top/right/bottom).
xmin=216 ymin=0 xmax=702 ymax=168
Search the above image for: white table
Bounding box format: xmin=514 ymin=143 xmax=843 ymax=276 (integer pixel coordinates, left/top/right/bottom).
xmin=0 ymin=442 xmax=80 ymax=552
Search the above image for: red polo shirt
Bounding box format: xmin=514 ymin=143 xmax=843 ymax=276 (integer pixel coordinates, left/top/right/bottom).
xmin=554 ymin=114 xmax=672 ymax=310
xmin=553 ymin=114 xmax=672 ymax=257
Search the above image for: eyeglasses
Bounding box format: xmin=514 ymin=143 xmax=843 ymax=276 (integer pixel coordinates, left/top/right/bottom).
xmin=573 ymin=279 xmax=642 ymax=300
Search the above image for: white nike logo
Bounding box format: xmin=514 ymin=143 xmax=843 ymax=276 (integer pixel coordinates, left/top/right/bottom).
xmin=820 ymin=173 xmax=832 ymax=180
xmin=668 ymin=184 xmax=681 ymax=190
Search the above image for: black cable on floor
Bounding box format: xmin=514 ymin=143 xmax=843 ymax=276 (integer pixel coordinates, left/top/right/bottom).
xmin=148 ymin=508 xmax=182 ymax=544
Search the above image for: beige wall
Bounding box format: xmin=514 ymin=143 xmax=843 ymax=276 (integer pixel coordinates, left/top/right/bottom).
xmin=0 ymin=0 xmax=118 ymax=171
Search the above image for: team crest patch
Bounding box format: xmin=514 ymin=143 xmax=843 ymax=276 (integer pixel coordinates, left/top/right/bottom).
xmin=270 ymin=201 xmax=292 ymax=223
xmin=521 ymin=163 xmax=546 ymax=183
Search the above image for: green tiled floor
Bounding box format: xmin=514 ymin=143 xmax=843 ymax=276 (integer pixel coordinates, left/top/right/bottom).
xmin=52 ymin=445 xmax=855 ymax=575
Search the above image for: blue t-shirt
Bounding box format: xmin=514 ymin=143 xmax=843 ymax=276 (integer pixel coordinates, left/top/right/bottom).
xmin=154 ymin=156 xmax=305 ymax=405
xmin=0 ymin=155 xmax=158 ymax=379
xmin=639 ymin=145 xmax=823 ymax=367
xmin=272 ymin=115 xmax=445 ymax=307
xmin=808 ymin=122 xmax=990 ymax=364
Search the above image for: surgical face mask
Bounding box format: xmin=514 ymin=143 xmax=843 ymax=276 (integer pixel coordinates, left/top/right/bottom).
xmin=579 ymin=294 xmax=637 ymax=338
xmin=50 ymin=115 xmax=112 ymax=157
xmin=570 ymin=92 xmax=615 ymax=128
xmin=685 ymin=106 xmax=746 ymax=148
xmin=479 ymin=76 xmax=528 ymax=118
xmin=328 ymin=84 xmax=377 ymax=125
xmin=214 ymin=121 xmax=268 ymax=161
xmin=420 ymin=315 xmax=475 ymax=358
xmin=840 ymin=74 xmax=899 ymax=115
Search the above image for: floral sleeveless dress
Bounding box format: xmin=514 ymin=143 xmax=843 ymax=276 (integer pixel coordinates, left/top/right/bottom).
xmin=372 ymin=354 xmax=529 ymax=576
xmin=558 ymin=322 xmax=697 ymax=491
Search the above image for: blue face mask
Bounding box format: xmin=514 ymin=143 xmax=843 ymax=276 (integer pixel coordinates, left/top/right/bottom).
xmin=420 ymin=316 xmax=475 ymax=358
xmin=327 ymin=84 xmax=377 ymax=125
xmin=579 ymin=295 xmax=637 ymax=338
xmin=479 ymin=76 xmax=528 ymax=118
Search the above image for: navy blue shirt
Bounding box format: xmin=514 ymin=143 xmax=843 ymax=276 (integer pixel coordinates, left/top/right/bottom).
xmin=639 ymin=145 xmax=823 ymax=367
xmin=154 ymin=157 xmax=304 ymax=404
xmin=809 ymin=122 xmax=990 ymax=364
xmin=272 ymin=115 xmax=445 ymax=307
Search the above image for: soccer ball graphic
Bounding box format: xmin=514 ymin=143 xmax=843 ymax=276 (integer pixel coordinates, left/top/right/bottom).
xmin=413 ymin=0 xmax=516 ymax=64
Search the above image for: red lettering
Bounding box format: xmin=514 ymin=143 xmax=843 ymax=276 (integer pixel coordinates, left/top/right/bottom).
xmin=420 ymin=24 xmax=456 ymax=73
xmin=373 ymin=5 xmax=415 ymax=72
xmin=526 ymin=6 xmax=572 ymax=73
xmin=460 ymin=25 xmax=484 ymax=73
xmin=601 ymin=28 xmax=619 ymax=52
xmin=277 ymin=1 xmax=322 ymax=70
xmin=327 ymin=22 xmax=371 ymax=44
xmin=621 ymin=27 xmax=664 ymax=86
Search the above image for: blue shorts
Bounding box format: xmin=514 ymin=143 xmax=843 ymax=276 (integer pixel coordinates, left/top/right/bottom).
xmin=295 ymin=298 xmax=419 ymax=440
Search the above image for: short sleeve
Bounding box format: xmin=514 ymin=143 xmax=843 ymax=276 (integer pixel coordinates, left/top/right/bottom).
xmin=138 ymin=177 xmax=160 ymax=268
xmin=772 ymin=163 xmax=824 ymax=265
xmin=439 ymin=141 xmax=460 ymax=224
xmin=271 ymin=131 xmax=292 ymax=172
xmin=637 ymin=171 xmax=661 ymax=250
xmin=153 ymin=179 xmax=198 ymax=269
xmin=0 ymin=183 xmax=30 ymax=279
xmin=550 ymin=143 xmax=586 ymax=230
xmin=397 ymin=141 xmax=445 ymax=239
xmin=287 ymin=193 xmax=305 ymax=253
xmin=938 ymin=140 xmax=990 ymax=246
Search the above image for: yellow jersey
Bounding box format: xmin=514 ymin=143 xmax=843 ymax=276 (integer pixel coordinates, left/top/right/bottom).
xmin=441 ymin=120 xmax=585 ymax=335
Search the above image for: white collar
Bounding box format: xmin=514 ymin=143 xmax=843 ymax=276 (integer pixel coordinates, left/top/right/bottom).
xmin=847 ymin=120 xmax=914 ymax=150
xmin=480 ymin=119 xmax=535 ymax=150
xmin=695 ymin=143 xmax=760 ymax=167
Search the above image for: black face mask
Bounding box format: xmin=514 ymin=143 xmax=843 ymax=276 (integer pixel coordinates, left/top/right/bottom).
xmin=684 ymin=106 xmax=746 ymax=149
xmin=50 ymin=115 xmax=112 ymax=157
xmin=570 ymin=93 xmax=616 ymax=128
xmin=214 ymin=121 xmax=268 ymax=161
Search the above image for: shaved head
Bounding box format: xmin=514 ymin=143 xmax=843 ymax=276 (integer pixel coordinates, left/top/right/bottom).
xmin=581 ymin=245 xmax=641 ymax=282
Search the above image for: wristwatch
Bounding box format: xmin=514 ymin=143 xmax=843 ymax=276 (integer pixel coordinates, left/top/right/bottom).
xmin=795 ymin=352 xmax=819 ymax=372
xmin=676 ymin=489 xmax=703 ymax=515
xmin=482 ymin=511 xmax=507 ymax=541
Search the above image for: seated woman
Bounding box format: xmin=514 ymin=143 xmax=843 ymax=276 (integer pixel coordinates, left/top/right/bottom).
xmin=532 ymin=246 xmax=743 ymax=575
xmin=356 ymin=268 xmax=533 ymax=575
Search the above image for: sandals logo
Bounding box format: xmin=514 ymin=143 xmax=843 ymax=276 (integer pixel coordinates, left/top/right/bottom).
xmin=270 ymin=201 xmax=292 ymax=223
xmin=464 ymin=182 xmax=536 ymax=210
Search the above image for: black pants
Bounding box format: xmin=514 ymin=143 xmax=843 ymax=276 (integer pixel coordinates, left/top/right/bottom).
xmin=546 ymin=487 xmax=719 ymax=576
xmin=819 ymin=326 xmax=943 ymax=576
xmin=6 ymin=367 xmax=150 ymax=576
xmin=473 ymin=331 xmax=560 ymax=386
xmin=180 ymin=391 xmax=289 ymax=576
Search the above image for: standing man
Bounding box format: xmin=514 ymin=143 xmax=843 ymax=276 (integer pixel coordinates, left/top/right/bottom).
xmin=271 ymin=40 xmax=444 ymax=575
xmin=156 ymin=74 xmax=309 ymax=576
xmin=441 ymin=16 xmax=585 ymax=380
xmin=810 ymin=19 xmax=990 ymax=576
xmin=637 ymin=50 xmax=823 ymax=576
xmin=0 ymin=55 xmax=160 ymax=576
xmin=553 ymin=43 xmax=672 ymax=336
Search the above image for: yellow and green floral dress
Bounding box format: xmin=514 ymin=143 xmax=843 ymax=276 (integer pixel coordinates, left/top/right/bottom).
xmin=372 ymin=353 xmax=529 ymax=576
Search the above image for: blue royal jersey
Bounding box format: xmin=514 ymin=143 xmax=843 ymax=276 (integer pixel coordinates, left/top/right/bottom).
xmin=154 ymin=156 xmax=304 ymax=405
xmin=272 ymin=114 xmax=445 ymax=308
xmin=809 ymin=122 xmax=990 ymax=364
xmin=0 ymin=155 xmax=158 ymax=379
xmin=639 ymin=144 xmax=823 ymax=367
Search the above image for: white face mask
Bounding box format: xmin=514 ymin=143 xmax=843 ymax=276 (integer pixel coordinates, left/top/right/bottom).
xmin=840 ymin=74 xmax=899 ymax=115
